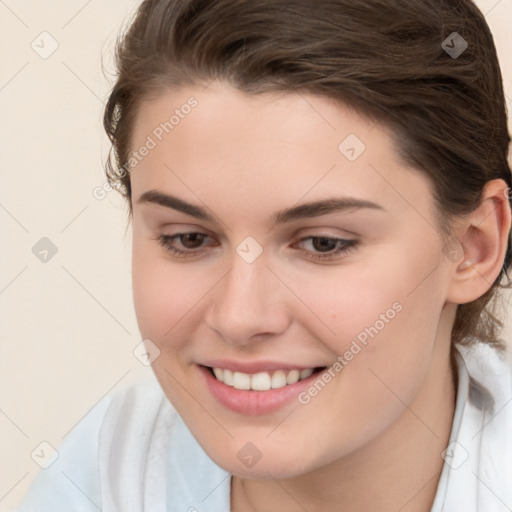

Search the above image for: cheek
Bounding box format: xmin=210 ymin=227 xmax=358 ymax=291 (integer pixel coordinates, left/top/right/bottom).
xmin=132 ymin=240 xmax=196 ymax=343
xmin=294 ymin=249 xmax=444 ymax=370
xmin=132 ymin=241 xmax=167 ymax=338
xmin=131 ymin=244 xmax=207 ymax=404
xmin=290 ymin=264 xmax=403 ymax=346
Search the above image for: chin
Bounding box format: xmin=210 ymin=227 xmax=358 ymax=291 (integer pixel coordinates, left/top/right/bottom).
xmin=223 ymin=458 xmax=307 ymax=480
xmin=206 ymin=441 xmax=321 ymax=480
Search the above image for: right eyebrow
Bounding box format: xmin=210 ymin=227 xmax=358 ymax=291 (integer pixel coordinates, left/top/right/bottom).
xmin=136 ymin=190 xmax=216 ymax=222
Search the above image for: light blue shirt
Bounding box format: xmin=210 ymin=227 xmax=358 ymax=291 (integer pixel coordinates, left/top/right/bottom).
xmin=15 ymin=343 xmax=512 ymax=512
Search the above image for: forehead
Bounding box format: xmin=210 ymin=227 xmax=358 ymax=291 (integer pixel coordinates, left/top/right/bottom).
xmin=129 ymin=80 xmax=437 ymax=227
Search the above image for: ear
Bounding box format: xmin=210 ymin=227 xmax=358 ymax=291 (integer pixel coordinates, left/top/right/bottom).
xmin=445 ymin=179 xmax=511 ymax=305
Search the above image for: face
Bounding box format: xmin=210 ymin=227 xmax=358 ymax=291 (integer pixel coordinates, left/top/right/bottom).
xmin=130 ymin=80 xmax=456 ymax=479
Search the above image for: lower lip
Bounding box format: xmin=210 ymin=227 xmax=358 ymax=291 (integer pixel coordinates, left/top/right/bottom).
xmin=198 ymin=364 xmax=325 ymax=415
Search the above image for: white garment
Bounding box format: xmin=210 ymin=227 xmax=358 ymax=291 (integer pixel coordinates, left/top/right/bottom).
xmin=15 ymin=343 xmax=512 ymax=512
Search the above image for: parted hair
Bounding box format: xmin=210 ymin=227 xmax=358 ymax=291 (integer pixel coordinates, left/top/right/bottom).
xmin=103 ymin=0 xmax=512 ymax=350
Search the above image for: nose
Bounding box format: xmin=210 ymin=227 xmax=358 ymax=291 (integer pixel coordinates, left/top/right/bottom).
xmin=205 ymin=252 xmax=291 ymax=346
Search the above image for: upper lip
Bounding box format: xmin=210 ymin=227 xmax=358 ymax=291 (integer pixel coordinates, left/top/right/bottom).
xmin=200 ymin=359 xmax=326 ymax=374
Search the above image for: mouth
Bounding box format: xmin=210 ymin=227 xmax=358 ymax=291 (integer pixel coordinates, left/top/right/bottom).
xmin=203 ymin=365 xmax=327 ymax=391
xmin=198 ymin=363 xmax=330 ymax=415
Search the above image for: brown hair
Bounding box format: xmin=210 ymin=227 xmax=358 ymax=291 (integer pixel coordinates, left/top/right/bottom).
xmin=103 ymin=0 xmax=512 ymax=350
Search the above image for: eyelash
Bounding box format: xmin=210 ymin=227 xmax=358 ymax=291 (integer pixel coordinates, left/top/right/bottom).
xmin=154 ymin=232 xmax=358 ymax=261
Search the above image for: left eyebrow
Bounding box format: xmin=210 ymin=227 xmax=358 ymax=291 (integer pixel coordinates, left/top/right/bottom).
xmin=272 ymin=197 xmax=386 ymax=225
xmin=136 ymin=189 xmax=385 ymax=224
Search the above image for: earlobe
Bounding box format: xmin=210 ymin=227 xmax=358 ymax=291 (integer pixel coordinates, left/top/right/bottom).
xmin=445 ymin=179 xmax=511 ymax=305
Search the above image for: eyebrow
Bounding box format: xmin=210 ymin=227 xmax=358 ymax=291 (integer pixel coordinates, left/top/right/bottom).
xmin=136 ymin=189 xmax=385 ymax=225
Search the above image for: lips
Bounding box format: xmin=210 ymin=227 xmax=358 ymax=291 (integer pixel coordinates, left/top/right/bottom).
xmin=197 ymin=362 xmax=329 ymax=415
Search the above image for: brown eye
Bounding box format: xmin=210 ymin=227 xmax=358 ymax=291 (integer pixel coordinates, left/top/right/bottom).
xmin=180 ymin=233 xmax=207 ymax=249
xmin=311 ymin=237 xmax=338 ymax=252
xmin=294 ymin=236 xmax=358 ymax=261
xmin=155 ymin=232 xmax=218 ymax=259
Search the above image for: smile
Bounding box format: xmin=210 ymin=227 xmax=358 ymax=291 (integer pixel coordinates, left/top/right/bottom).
xmin=210 ymin=367 xmax=322 ymax=391
xmin=198 ymin=363 xmax=330 ymax=415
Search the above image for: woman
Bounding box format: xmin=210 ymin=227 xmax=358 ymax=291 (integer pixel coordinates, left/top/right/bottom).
xmin=17 ymin=0 xmax=512 ymax=510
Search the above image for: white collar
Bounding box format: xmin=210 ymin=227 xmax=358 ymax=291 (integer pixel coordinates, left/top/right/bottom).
xmin=166 ymin=411 xmax=231 ymax=511
xmin=432 ymin=344 xmax=512 ymax=511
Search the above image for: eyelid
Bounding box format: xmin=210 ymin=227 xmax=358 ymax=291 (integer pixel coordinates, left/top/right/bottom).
xmin=293 ymin=225 xmax=360 ymax=238
xmin=292 ymin=235 xmax=358 ymax=257
xmin=157 ymin=229 xmax=354 ymax=246
xmin=157 ymin=223 xmax=217 ymax=237
xmin=155 ymin=230 xmax=359 ymax=263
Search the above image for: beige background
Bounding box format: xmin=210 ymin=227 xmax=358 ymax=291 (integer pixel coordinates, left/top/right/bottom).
xmin=1 ymin=0 xmax=512 ymax=509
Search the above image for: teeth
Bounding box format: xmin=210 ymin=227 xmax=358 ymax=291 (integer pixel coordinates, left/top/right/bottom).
xmin=286 ymin=369 xmax=300 ymax=385
xmin=211 ymin=367 xmax=317 ymax=391
xmin=271 ymin=370 xmax=287 ymax=389
xmin=213 ymin=368 xmax=224 ymax=382
xmin=300 ymin=368 xmax=314 ymax=380
xmin=252 ymin=372 xmax=271 ymax=391
xmin=223 ymin=369 xmax=234 ymax=386
xmin=233 ymin=372 xmax=251 ymax=390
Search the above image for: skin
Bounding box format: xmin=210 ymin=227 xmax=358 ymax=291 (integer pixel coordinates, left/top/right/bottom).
xmin=128 ymin=80 xmax=511 ymax=512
